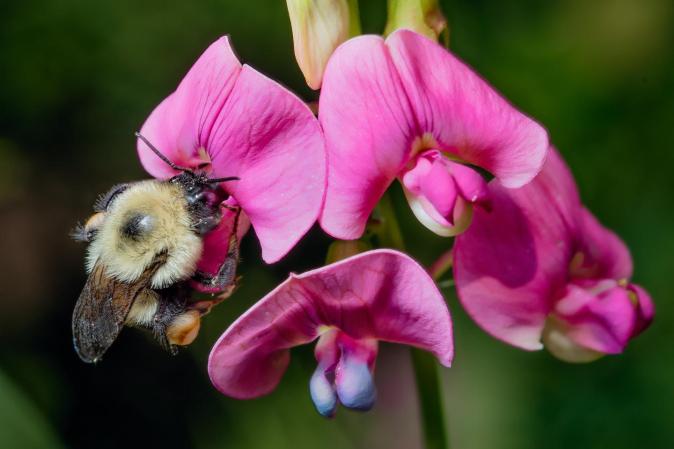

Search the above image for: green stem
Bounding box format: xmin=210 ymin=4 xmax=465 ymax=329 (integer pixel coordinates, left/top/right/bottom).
xmin=347 ymin=0 xmax=362 ymax=36
xmin=429 ymin=249 xmax=453 ymax=281
xmin=372 ymin=192 xmax=449 ymax=449
xmin=412 ymin=348 xmax=449 ymax=449
xmin=372 ymin=191 xmax=405 ymax=250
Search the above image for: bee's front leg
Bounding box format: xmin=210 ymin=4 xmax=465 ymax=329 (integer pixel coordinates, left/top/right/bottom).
xmin=191 ymin=206 xmax=241 ymax=301
xmin=189 ymin=251 xmax=240 ymax=317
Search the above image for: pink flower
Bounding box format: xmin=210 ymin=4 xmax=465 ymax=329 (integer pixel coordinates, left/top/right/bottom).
xmin=453 ymin=149 xmax=653 ymax=362
xmin=318 ymin=29 xmax=548 ymax=238
xmin=208 ymin=249 xmax=453 ymax=416
xmin=137 ymin=36 xmax=326 ymax=266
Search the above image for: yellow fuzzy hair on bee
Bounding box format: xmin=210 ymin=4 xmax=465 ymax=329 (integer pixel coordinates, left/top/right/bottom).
xmin=85 ymin=180 xmax=203 ymax=289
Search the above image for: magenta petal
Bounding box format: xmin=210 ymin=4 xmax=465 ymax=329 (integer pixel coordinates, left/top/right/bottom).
xmin=386 ymin=30 xmax=548 ymax=188
xmin=319 ymin=30 xmax=548 ymax=240
xmin=205 ymin=65 xmax=325 ymax=263
xmin=208 ymin=249 xmax=453 ymax=399
xmin=138 ymin=37 xmax=242 ymax=178
xmin=554 ymin=284 xmax=636 ymax=354
xmin=400 ymin=154 xmax=432 ymax=195
xmin=190 ymin=206 xmax=251 ymax=293
xmin=454 ymin=149 xmax=581 ymax=350
xmin=629 ymin=284 xmax=654 ymax=337
xmin=575 ymin=208 xmax=633 ymax=281
xmin=450 ymin=162 xmax=490 ymax=204
xmin=319 ymin=36 xmax=418 ymax=239
xmin=420 ymin=157 xmax=458 ymax=220
xmin=139 ymin=37 xmax=325 ymax=263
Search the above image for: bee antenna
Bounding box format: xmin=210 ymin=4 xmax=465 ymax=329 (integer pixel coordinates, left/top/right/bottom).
xmin=208 ymin=176 xmax=240 ymax=183
xmin=135 ymin=132 xmax=192 ymax=172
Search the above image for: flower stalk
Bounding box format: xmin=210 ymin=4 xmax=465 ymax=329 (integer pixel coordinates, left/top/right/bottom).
xmin=347 ymin=0 xmax=361 ymax=36
xmin=374 ymin=191 xmax=450 ymax=449
xmin=429 ymin=249 xmax=453 ymax=281
xmin=412 ymin=348 xmax=449 ymax=449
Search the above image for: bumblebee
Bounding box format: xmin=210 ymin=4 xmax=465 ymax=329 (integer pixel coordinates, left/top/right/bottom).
xmin=71 ymin=133 xmax=240 ymax=363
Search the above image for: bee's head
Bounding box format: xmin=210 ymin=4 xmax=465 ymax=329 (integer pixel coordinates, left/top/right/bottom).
xmin=136 ymin=131 xmax=238 ymax=209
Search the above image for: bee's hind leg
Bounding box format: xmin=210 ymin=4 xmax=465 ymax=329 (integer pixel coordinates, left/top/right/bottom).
xmin=151 ymin=286 xmax=194 ymax=353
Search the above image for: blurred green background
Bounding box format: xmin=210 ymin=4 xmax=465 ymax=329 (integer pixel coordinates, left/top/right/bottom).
xmin=0 ymin=0 xmax=672 ymax=448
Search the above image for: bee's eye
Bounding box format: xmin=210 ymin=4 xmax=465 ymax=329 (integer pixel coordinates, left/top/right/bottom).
xmin=95 ymin=183 xmax=130 ymax=212
xmin=122 ymin=214 xmax=153 ymax=240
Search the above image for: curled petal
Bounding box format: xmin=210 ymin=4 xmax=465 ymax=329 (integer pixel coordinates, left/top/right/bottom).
xmin=402 ymin=153 xmax=489 ymax=236
xmin=451 ymin=162 xmax=490 ymax=204
xmin=551 ymin=283 xmax=637 ymax=356
xmin=138 ymin=37 xmax=242 ymax=178
xmin=574 ymin=208 xmax=633 ymax=281
xmin=629 ymin=284 xmax=654 ymax=337
xmin=205 ymin=66 xmax=325 ymax=263
xmin=138 ymin=37 xmax=325 ymax=263
xmin=454 ymin=149 xmax=581 ymax=350
xmin=419 ymin=157 xmax=458 ymax=220
xmin=401 ymin=153 xmax=458 ymax=233
xmin=386 ymin=30 xmax=548 ymax=188
xmin=319 ymin=31 xmax=548 ymax=239
xmin=403 ymin=189 xmax=472 ymax=237
xmin=191 ymin=205 xmax=251 ymax=294
xmin=208 ymin=250 xmax=453 ymax=399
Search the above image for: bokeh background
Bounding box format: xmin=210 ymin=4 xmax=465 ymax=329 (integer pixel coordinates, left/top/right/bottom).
xmin=1 ymin=0 xmax=672 ymax=448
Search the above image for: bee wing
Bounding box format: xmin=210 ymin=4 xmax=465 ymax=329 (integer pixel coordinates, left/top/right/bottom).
xmin=72 ymin=259 xmax=162 ymax=363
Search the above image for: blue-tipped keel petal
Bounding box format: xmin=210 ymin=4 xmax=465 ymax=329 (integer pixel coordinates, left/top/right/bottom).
xmin=335 ymin=357 xmax=376 ymax=411
xmin=309 ymin=367 xmax=338 ymax=417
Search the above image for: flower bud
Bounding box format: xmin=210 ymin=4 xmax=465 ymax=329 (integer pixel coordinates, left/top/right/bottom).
xmin=286 ymin=0 xmax=352 ymax=89
xmin=384 ymin=0 xmax=447 ymax=41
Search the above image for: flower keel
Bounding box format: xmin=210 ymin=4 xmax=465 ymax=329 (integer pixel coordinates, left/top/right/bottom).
xmin=401 ymin=150 xmax=489 ymax=236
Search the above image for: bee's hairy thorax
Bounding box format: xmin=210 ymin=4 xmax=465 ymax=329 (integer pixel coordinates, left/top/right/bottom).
xmin=85 ymin=180 xmax=204 ymax=289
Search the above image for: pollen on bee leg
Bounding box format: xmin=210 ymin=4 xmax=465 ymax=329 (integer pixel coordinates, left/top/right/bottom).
xmin=85 ymin=212 xmax=106 ymax=229
xmin=167 ymin=310 xmax=201 ymax=346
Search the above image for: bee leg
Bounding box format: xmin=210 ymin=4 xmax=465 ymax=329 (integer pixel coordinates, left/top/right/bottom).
xmin=192 ymin=207 xmax=241 ymax=294
xmin=151 ymin=288 xmax=190 ymax=354
xmin=165 ymin=310 xmax=201 ymax=347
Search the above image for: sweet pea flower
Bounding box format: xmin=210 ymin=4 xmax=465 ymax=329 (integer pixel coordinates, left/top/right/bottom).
xmin=319 ymin=29 xmax=548 ymax=238
xmin=453 ymin=149 xmax=654 ymax=362
xmin=208 ymin=249 xmax=453 ymax=416
xmin=137 ymin=37 xmax=325 ymax=271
